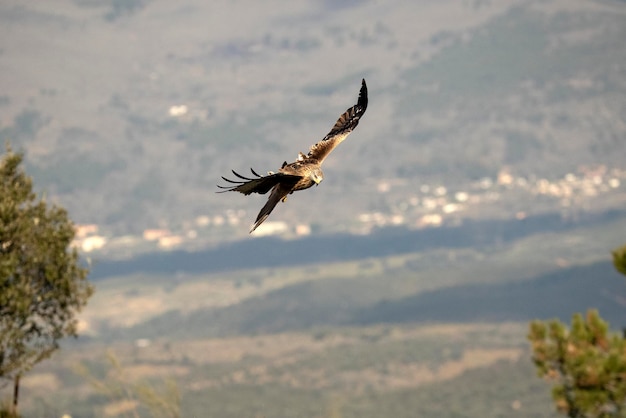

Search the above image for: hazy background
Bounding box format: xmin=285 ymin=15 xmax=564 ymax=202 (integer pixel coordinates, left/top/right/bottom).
xmin=1 ymin=0 xmax=626 ymax=416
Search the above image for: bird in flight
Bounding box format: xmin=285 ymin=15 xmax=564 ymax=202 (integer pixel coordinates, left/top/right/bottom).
xmin=218 ymin=79 xmax=368 ymax=233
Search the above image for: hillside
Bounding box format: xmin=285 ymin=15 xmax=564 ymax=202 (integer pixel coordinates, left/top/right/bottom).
xmin=13 ymin=215 xmax=626 ymax=417
xmin=1 ymin=0 xmax=625 ymax=238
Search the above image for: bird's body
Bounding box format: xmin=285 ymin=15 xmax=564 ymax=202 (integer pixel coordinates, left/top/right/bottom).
xmin=279 ymin=159 xmax=324 ymax=192
xmin=218 ymin=79 xmax=368 ymax=232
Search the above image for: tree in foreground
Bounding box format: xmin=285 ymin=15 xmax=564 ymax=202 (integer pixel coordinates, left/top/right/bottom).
xmin=528 ymin=246 xmax=626 ymax=418
xmin=0 ymin=145 xmax=94 ymax=415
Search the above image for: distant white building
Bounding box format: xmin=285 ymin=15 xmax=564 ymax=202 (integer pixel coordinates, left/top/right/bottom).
xmin=434 ymin=186 xmax=447 ymax=196
xmin=168 ymin=105 xmax=188 ymax=117
xmin=253 ymin=221 xmax=288 ymax=237
xmin=418 ymin=214 xmax=443 ymax=227
xmin=442 ymin=203 xmax=460 ymax=214
xmin=195 ymin=215 xmax=210 ymax=226
xmin=377 ymin=182 xmax=390 ymax=193
xmin=81 ymin=235 xmax=107 ymax=253
xmin=143 ymin=229 xmax=170 ymax=241
xmin=295 ymin=224 xmax=311 ymax=236
xmin=454 ymin=192 xmax=469 ymax=202
xmin=75 ymin=224 xmax=98 ymax=238
xmin=158 ymin=235 xmax=183 ymax=249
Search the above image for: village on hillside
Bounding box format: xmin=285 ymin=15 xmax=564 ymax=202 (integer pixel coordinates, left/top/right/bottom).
xmin=73 ymin=165 xmax=625 ymax=258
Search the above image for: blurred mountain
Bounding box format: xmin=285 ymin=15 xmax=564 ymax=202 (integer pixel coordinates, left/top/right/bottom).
xmin=1 ymin=0 xmax=625 ymax=234
xmin=118 ymin=259 xmax=626 ymax=340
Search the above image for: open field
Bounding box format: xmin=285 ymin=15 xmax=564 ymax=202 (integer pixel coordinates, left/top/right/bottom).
xmin=18 ymin=322 xmax=558 ymax=418
xmin=4 ymin=214 xmax=624 ymax=416
xmin=81 ymin=214 xmax=626 ymax=334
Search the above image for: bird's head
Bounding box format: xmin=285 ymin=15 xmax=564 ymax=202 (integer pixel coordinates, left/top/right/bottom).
xmin=310 ymin=168 xmax=324 ymax=186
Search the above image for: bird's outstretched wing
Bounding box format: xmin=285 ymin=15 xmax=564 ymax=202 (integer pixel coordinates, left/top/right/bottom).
xmin=306 ymin=79 xmax=368 ymax=164
xmin=250 ymin=184 xmax=291 ymax=233
xmin=217 ymin=168 xmax=302 ymax=195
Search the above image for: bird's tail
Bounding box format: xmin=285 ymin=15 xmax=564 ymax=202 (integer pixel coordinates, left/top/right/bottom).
xmin=250 ymin=188 xmax=285 ymax=233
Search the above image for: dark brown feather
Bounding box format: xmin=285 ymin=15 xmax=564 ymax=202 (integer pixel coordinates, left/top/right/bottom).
xmin=217 ymin=169 xmax=301 ymax=195
xmin=306 ymin=79 xmax=368 ymax=163
xmin=249 ymin=184 xmax=291 ymax=233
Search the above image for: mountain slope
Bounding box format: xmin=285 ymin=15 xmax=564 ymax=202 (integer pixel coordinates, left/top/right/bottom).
xmin=1 ymin=0 xmax=624 ymax=234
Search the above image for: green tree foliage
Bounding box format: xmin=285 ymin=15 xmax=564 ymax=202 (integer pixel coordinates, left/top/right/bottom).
xmin=529 ymin=310 xmax=626 ymax=417
xmin=612 ymin=245 xmax=626 ymax=277
xmin=528 ymin=247 xmax=626 ymax=417
xmin=0 ymin=145 xmax=93 ymax=400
